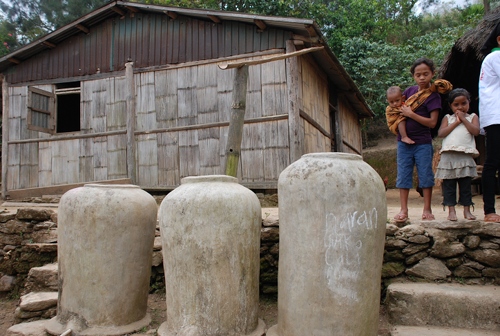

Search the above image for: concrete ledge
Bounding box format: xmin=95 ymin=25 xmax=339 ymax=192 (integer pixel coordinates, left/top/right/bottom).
xmin=386 ymin=283 xmax=500 ymax=330
xmin=391 ymin=325 xmax=500 ymax=336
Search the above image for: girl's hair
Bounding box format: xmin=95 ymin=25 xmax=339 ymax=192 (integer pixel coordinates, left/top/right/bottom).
xmin=447 ymin=88 xmax=471 ymax=104
xmin=410 ymin=57 xmax=435 ymax=74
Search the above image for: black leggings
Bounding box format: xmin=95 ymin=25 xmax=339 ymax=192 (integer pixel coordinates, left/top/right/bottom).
xmin=483 ymin=124 xmax=500 ymax=215
xmin=442 ymin=177 xmax=473 ymax=207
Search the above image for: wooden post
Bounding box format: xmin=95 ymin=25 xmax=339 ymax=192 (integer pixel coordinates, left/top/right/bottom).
xmin=285 ymin=40 xmax=303 ymax=162
xmin=1 ymin=75 xmax=8 ymax=199
xmin=224 ymin=65 xmax=249 ymax=177
xmin=125 ymin=62 xmax=137 ymax=184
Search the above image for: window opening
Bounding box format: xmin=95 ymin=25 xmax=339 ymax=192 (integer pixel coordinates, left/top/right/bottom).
xmin=55 ymin=82 xmax=81 ymax=133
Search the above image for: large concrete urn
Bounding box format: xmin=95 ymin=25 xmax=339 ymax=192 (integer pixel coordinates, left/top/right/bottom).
xmin=158 ymin=175 xmax=265 ymax=336
xmin=45 ymin=184 xmax=158 ymax=336
xmin=268 ymin=153 xmax=387 ymax=336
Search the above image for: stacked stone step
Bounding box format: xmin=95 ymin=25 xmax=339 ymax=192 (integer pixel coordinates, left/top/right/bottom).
xmin=386 ymin=282 xmax=500 ymax=335
xmin=15 ymin=263 xmax=58 ymax=323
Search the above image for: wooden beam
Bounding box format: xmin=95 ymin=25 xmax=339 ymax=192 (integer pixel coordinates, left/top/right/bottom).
xmin=293 ymin=40 xmax=305 ymax=46
xmin=208 ymin=15 xmax=221 ymax=23
xmin=42 ymin=41 xmax=56 ymax=49
xmin=224 ymin=65 xmax=249 ymax=177
xmin=125 ymin=62 xmax=137 ymax=185
xmin=125 ymin=5 xmax=140 ymax=17
xmin=8 ymin=57 xmax=20 ymax=65
xmin=164 ymin=11 xmax=178 ymax=20
xmin=218 ymin=46 xmax=324 ymax=70
xmin=111 ymin=6 xmax=126 ymax=17
xmin=6 ymin=179 xmax=132 ymax=200
xmin=292 ymin=34 xmax=319 ymax=44
xmin=254 ymin=19 xmax=266 ymax=30
xmin=299 ymin=109 xmax=331 ymax=139
xmin=286 ymin=40 xmax=303 ymax=163
xmin=75 ymin=24 xmax=90 ymax=34
xmin=305 ymin=24 xmax=318 ymax=37
xmin=2 ymin=76 xmax=8 ymax=200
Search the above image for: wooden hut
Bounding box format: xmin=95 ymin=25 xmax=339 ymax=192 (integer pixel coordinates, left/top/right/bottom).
xmin=0 ymin=1 xmax=373 ymax=199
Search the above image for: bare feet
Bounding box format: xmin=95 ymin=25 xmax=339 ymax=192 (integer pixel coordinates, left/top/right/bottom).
xmin=464 ymin=207 xmax=476 ymax=220
xmin=447 ymin=208 xmax=457 ymax=221
xmin=401 ymin=136 xmax=415 ymax=145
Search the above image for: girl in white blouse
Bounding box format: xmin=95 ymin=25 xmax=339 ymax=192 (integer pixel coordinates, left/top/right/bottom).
xmin=435 ymin=88 xmax=480 ymax=221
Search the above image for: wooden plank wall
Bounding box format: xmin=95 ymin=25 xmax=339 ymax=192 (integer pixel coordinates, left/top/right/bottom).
xmin=338 ymin=96 xmax=362 ymax=155
xmin=136 ymin=59 xmax=290 ymax=187
xmin=6 ymin=57 xmax=292 ymax=191
xmin=6 ymin=14 xmax=288 ymax=84
xmin=7 ymin=78 xmax=129 ymax=191
xmin=298 ymin=56 xmax=331 ymax=154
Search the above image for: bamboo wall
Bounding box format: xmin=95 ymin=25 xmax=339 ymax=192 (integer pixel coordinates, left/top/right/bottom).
xmin=298 ymin=55 xmax=331 ymax=153
xmin=338 ymin=96 xmax=362 ymax=154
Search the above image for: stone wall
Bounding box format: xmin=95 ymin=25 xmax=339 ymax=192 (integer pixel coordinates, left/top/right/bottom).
xmin=0 ymin=209 xmax=58 ymax=294
xmin=383 ymin=221 xmax=500 ymax=285
xmin=2 ymin=207 xmax=500 ymax=298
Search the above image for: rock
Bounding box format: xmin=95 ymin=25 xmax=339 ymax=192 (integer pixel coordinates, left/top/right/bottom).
xmin=30 ymin=229 xmax=57 ymax=244
xmin=385 ymin=224 xmax=399 ymax=236
xmin=14 ymin=307 xmax=43 ymax=319
xmin=4 ymin=245 xmax=16 ymax=251
xmin=32 ymin=222 xmax=56 ymax=231
xmin=463 ymin=235 xmax=481 ymax=249
xmin=0 ymin=274 xmax=16 ymax=291
xmin=479 ymin=241 xmax=499 ymax=249
xmin=385 ymin=237 xmax=408 ymax=249
xmin=482 ymin=268 xmax=500 ymax=278
xmin=153 ymin=236 xmax=162 ymax=251
xmin=382 ymin=262 xmax=406 ymax=278
xmin=467 ymin=249 xmax=500 ymax=268
xmin=19 ymin=292 xmax=58 ymax=312
xmin=0 ymin=220 xmax=33 ymax=234
xmin=398 ymin=224 xmax=425 ymax=237
xmin=462 ymin=261 xmax=485 ymax=270
xmin=445 ymin=257 xmax=463 ymax=269
xmin=16 ymin=209 xmax=54 ymax=222
xmin=152 ymin=251 xmax=163 ymax=267
xmin=0 ymin=212 xmax=17 ymax=223
xmin=430 ymin=239 xmax=466 ymax=258
xmin=405 ymin=257 xmax=451 ymax=280
xmin=24 ymin=263 xmax=58 ymax=293
xmin=405 ymin=251 xmax=427 ymax=265
xmin=6 ymin=319 xmax=49 ymax=336
xmin=407 ymin=235 xmax=430 ymax=244
xmin=262 ymin=212 xmax=279 ymax=227
xmin=260 ymin=227 xmax=279 ymax=242
xmin=453 ymin=265 xmax=482 ymax=278
xmin=490 ymin=238 xmax=500 ymax=245
xmin=384 ymin=250 xmax=405 ymax=262
xmin=472 ymin=223 xmax=500 ymax=238
xmin=402 ymin=243 xmax=429 ymax=255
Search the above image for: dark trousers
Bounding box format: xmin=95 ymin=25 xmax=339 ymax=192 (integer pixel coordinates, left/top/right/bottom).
xmin=483 ymin=124 xmax=500 ymax=215
xmin=442 ymin=177 xmax=473 ymax=207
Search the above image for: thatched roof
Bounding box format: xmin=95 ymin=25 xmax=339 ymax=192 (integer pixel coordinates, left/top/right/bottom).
xmin=439 ymin=7 xmax=500 ymax=112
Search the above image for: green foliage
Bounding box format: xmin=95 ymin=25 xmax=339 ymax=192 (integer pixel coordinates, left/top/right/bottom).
xmin=339 ymin=5 xmax=482 ymax=120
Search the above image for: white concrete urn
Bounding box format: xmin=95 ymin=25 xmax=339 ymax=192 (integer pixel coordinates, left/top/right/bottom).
xmin=268 ymin=152 xmax=387 ymax=336
xmin=45 ymin=184 xmax=158 ymax=336
xmin=158 ymin=175 xmax=265 ymax=336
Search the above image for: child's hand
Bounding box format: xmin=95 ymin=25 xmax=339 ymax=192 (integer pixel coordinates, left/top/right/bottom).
xmin=400 ymin=105 xmax=413 ymax=117
xmin=455 ymin=111 xmax=466 ymax=122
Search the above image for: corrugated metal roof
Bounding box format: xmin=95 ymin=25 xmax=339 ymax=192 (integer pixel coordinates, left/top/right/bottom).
xmin=0 ymin=0 xmax=373 ymax=117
